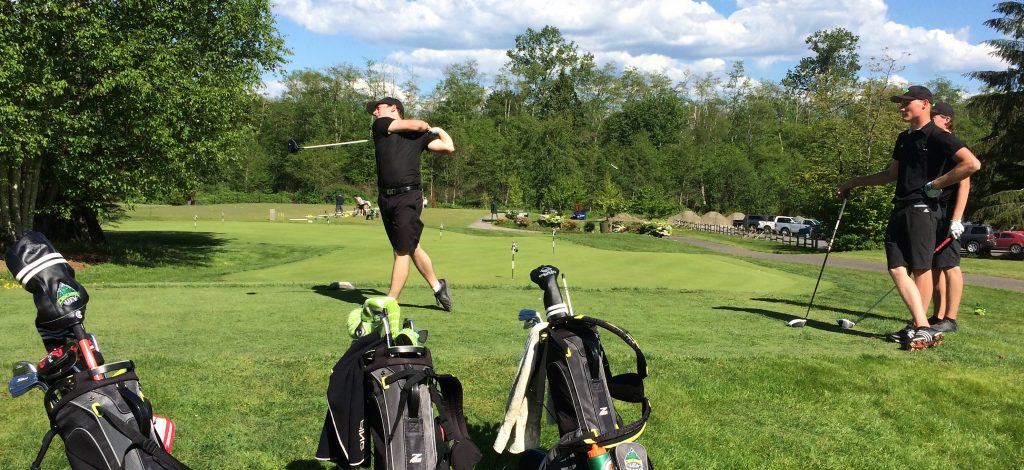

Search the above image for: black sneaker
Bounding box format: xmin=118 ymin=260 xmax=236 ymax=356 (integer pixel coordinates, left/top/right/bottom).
xmin=886 ymin=323 xmax=914 ymax=343
xmin=905 ymin=327 xmax=944 ymax=350
xmin=932 ymin=318 xmax=958 ymax=333
xmin=927 ymin=315 xmax=942 ymax=325
xmin=434 ymin=279 xmax=452 ymax=312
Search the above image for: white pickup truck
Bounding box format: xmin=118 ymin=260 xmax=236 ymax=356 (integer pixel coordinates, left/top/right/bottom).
xmin=762 ymin=216 xmax=811 ymax=235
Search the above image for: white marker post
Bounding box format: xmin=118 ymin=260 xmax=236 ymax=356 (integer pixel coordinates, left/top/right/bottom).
xmin=552 ymin=229 xmax=556 ymax=254
xmin=511 ymin=242 xmax=519 ymax=279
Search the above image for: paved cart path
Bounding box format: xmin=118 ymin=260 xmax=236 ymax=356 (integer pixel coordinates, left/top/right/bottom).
xmin=467 ymin=216 xmax=1024 ymax=292
xmin=665 ymin=234 xmax=1024 ymax=293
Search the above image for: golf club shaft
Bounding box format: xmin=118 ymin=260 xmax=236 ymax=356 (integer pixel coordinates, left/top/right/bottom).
xmin=803 ymin=197 xmax=848 ymax=320
xmin=72 ymin=324 xmax=103 ymax=381
xmin=849 ymin=236 xmax=953 ymax=325
xmin=302 ymin=140 xmax=368 ymax=149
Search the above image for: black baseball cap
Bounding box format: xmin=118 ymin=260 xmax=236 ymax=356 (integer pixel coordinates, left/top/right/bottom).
xmin=365 ymin=97 xmax=404 ymax=116
xmin=890 ymin=85 xmax=933 ymax=103
xmin=931 ymin=102 xmax=955 ymax=117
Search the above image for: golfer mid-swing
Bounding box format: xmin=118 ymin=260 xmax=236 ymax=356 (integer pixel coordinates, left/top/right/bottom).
xmin=366 ymin=97 xmax=454 ymax=311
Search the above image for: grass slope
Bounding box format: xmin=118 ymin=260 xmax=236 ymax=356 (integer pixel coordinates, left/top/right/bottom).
xmin=0 ymin=205 xmax=1021 ymax=469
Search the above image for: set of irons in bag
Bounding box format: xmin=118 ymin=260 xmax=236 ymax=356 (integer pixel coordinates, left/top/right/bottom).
xmin=6 ymin=231 xmax=652 ymax=470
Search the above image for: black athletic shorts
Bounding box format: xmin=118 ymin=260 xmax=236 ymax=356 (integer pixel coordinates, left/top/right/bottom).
xmin=933 ymin=202 xmax=961 ymax=269
xmin=884 ymin=202 xmax=940 ymax=271
xmin=379 ymin=190 xmax=424 ymax=254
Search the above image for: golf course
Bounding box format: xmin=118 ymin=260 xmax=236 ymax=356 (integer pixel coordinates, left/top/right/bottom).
xmin=1 ymin=204 xmax=1021 ymax=469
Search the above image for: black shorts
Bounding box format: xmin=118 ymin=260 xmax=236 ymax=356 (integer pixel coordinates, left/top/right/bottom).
xmin=933 ymin=202 xmax=961 ymax=269
xmin=379 ymin=190 xmax=424 ymax=254
xmin=884 ymin=202 xmax=940 ymax=271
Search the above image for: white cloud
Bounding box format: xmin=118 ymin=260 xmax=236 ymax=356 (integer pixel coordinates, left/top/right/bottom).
xmin=259 ymin=79 xmax=288 ymax=99
xmin=273 ymin=0 xmax=1006 ymax=92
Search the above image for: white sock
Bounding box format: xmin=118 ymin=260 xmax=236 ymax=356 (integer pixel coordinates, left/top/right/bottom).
xmin=433 ymin=282 xmax=442 ymax=292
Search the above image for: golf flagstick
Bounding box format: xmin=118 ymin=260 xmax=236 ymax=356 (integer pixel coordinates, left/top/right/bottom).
xmin=836 ymin=236 xmax=953 ymax=328
xmin=789 ymin=197 xmax=848 ymax=328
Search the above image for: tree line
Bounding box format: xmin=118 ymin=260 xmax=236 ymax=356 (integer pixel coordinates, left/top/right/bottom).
xmin=3 ymin=2 xmax=1023 ymax=251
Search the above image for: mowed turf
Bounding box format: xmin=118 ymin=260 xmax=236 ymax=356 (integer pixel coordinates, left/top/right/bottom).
xmin=1 ymin=204 xmax=1022 ymax=469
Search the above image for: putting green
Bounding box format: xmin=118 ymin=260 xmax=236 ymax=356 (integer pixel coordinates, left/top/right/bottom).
xmin=112 ymin=219 xmax=819 ymax=295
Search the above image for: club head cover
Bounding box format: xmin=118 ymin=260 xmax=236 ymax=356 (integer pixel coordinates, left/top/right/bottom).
xmin=5 ymin=231 xmax=89 ymax=340
xmin=347 ymin=307 xmax=373 ymax=339
xmin=529 ymin=265 xmax=568 ymax=319
xmin=363 ymin=297 xmax=400 ymax=337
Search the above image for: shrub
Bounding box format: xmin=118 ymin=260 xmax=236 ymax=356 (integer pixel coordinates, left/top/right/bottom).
xmin=560 ymin=219 xmax=578 ymax=232
xmin=516 ymin=217 xmax=531 ymax=228
xmin=584 ymin=222 xmax=596 ymax=233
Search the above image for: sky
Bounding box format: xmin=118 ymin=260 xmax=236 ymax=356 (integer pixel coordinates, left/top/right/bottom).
xmin=261 ymin=0 xmax=1009 ymax=99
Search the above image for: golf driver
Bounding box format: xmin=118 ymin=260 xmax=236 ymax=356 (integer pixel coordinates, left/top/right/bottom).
xmin=788 ymin=197 xmax=848 ymax=328
xmin=8 ymin=361 xmax=47 ymax=397
xmin=287 ymin=138 xmax=368 ymax=153
xmin=836 ymin=236 xmax=953 ymax=328
xmin=519 ymin=309 xmax=542 ymax=328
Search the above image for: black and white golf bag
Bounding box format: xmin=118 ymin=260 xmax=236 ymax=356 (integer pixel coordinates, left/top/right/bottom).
xmin=494 ymin=265 xmax=653 ymax=470
xmin=318 ymin=299 xmax=481 ymax=470
xmin=5 ymin=231 xmax=190 ymax=470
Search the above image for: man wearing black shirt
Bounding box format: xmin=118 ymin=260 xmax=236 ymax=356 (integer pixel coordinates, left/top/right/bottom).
xmin=838 ymin=86 xmax=980 ymax=349
xmin=366 ymin=97 xmax=455 ymax=311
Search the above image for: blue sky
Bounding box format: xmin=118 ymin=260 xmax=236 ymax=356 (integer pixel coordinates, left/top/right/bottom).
xmin=262 ymin=0 xmax=1007 ymax=98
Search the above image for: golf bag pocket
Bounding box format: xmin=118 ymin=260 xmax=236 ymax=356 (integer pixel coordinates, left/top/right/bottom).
xmin=545 ymin=323 xmax=618 ymax=438
xmin=4 ymin=230 xmax=89 ymax=350
xmin=543 ymin=316 xmax=651 ymax=457
xmin=364 ymin=346 xmax=481 ymax=470
xmin=39 ymin=361 xmax=189 ymax=470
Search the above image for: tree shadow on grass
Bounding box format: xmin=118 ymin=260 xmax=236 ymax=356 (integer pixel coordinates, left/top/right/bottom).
xmin=310 ymin=285 xmax=448 ymax=312
xmin=751 ymin=296 xmax=897 ymax=324
xmin=311 ymin=285 xmax=387 ymax=306
xmin=61 ymin=231 xmax=225 ymax=268
xmin=713 ymin=305 xmax=881 ymax=339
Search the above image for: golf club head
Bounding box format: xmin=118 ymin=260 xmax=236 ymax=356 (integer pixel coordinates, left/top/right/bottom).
xmin=837 ymin=318 xmax=856 ymax=329
xmin=519 ymin=309 xmax=542 ymax=328
xmin=9 ymin=361 xmax=46 ymax=397
xmin=287 ymin=139 xmax=300 ymax=153
xmin=787 ymin=318 xmax=807 ymax=328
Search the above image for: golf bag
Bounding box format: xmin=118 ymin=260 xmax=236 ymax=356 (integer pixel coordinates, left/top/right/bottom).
xmin=318 ymin=298 xmax=481 ymax=470
xmin=494 ymin=265 xmax=653 ymax=470
xmin=5 ymin=231 xmax=189 ymax=470
xmin=33 ymin=361 xmax=187 ymax=470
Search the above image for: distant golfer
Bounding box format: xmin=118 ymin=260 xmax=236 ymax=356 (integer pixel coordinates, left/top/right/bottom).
xmin=838 ymin=86 xmax=979 ymax=349
xmin=366 ymin=97 xmax=454 ymax=311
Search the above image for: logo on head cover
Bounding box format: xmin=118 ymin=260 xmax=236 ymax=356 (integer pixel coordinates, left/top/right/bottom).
xmin=56 ymin=282 xmax=80 ymax=306
xmin=623 ymin=447 xmax=645 ymax=470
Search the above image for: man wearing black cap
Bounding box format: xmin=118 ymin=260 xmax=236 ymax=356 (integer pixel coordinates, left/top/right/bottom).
xmin=929 ymin=102 xmax=971 ymax=334
xmin=366 ymin=96 xmax=455 ymax=311
xmin=838 ymin=86 xmax=980 ymax=349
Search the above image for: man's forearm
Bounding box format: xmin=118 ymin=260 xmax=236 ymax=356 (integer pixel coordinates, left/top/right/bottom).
xmin=931 ymin=148 xmax=981 ymax=189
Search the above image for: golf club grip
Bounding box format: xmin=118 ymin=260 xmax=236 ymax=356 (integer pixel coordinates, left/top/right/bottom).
xmin=936 ymin=236 xmax=952 ymax=252
xmin=72 ymin=324 xmax=103 ymax=381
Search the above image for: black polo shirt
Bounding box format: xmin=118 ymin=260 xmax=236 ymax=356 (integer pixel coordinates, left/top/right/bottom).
xmin=890 ymin=121 xmax=964 ymax=205
xmin=371 ymin=117 xmax=435 ymax=190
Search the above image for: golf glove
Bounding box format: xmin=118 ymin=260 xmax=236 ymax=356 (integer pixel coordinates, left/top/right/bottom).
xmin=949 ymin=219 xmax=965 ymax=239
xmin=429 ymin=127 xmax=442 ymax=135
xmin=922 ymin=181 xmax=943 ymax=198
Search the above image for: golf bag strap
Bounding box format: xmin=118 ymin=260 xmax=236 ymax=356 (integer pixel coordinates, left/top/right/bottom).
xmin=384 ymin=369 xmax=432 ymax=443
xmin=429 ymin=374 xmax=482 ymax=470
xmin=31 ymin=428 xmax=57 ymax=470
xmin=96 ymin=404 xmax=191 ymax=470
xmin=556 ymin=396 xmax=652 ymax=454
xmin=547 ymin=315 xmax=648 ymax=380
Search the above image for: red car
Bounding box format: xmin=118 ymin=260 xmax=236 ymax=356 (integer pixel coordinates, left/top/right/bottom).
xmin=994 ymin=231 xmax=1024 ymax=255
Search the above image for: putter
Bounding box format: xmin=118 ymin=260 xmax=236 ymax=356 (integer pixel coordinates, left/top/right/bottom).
xmin=287 ymin=138 xmax=368 ymax=153
xmin=789 ymin=197 xmax=848 ymax=328
xmin=836 ymin=237 xmax=953 ymax=328
xmin=9 ymin=361 xmax=48 ymax=397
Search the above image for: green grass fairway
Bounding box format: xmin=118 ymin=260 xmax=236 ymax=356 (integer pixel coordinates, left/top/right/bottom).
xmin=2 ymin=204 xmax=1022 ymax=469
